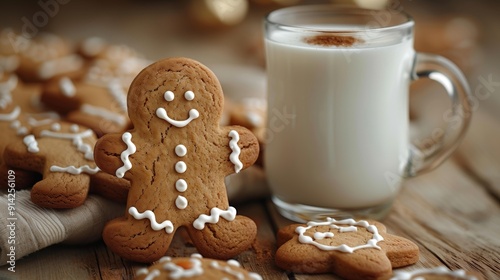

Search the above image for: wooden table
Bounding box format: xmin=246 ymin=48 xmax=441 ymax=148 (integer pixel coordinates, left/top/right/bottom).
xmin=3 ymin=113 xmax=499 ymax=279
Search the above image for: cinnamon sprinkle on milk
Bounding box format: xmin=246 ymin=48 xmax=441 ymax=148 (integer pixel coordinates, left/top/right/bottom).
xmin=304 ymin=34 xmax=362 ymax=47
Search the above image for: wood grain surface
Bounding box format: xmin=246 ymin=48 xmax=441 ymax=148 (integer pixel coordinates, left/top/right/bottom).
xmin=2 ymin=151 xmax=498 ymax=279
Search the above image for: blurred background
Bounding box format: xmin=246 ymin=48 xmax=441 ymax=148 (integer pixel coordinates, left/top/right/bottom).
xmin=1 ymin=0 xmax=497 ymax=71
xmin=1 ymin=0 xmax=498 ymax=101
xmin=1 ymin=0 xmax=499 ymax=169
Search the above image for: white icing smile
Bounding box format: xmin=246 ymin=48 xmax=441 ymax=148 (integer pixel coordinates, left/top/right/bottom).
xmin=155 ymin=90 xmax=199 ymax=128
xmin=156 ymin=108 xmax=199 ymax=128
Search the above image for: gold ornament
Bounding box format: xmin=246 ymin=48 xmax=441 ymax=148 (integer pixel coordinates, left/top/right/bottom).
xmin=188 ymin=0 xmax=249 ymax=29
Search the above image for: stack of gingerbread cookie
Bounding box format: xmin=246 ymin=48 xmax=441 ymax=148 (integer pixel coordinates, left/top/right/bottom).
xmin=0 ymin=29 xmax=153 ymax=206
xmin=0 ymin=29 xmax=267 ymax=268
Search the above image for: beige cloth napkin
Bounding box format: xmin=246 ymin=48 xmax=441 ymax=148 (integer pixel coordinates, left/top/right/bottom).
xmin=0 ymin=166 xmax=268 ymax=264
xmin=0 ymin=190 xmax=124 ymax=264
xmin=0 ymin=190 xmax=124 ymax=265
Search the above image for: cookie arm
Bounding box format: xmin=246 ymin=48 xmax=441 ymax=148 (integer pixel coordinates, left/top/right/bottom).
xmin=94 ymin=132 xmax=130 ymax=178
xmin=3 ymin=139 xmax=45 ymax=172
xmin=221 ymin=126 xmax=260 ymax=176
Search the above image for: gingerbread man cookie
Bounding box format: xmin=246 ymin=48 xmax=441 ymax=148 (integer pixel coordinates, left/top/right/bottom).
xmin=0 ymin=28 xmax=21 ymax=73
xmin=134 ymin=254 xmax=262 ymax=280
xmin=276 ymin=218 xmax=419 ymax=280
xmin=3 ymin=121 xmax=129 ymax=207
xmin=15 ymin=33 xmax=84 ymax=83
xmin=80 ymin=39 xmax=150 ymax=89
xmin=0 ymin=72 xmax=57 ymax=189
xmin=94 ymin=57 xmax=260 ymax=263
xmin=42 ymin=76 xmax=130 ymax=136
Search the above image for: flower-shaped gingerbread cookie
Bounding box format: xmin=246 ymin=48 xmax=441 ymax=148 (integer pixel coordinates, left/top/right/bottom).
xmin=94 ymin=57 xmax=260 ymax=263
xmin=276 ymin=218 xmax=419 ymax=280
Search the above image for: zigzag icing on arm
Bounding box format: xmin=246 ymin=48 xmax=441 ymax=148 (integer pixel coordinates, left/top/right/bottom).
xmin=193 ymin=206 xmax=237 ymax=230
xmin=228 ymin=130 xmax=243 ymax=173
xmin=116 ymin=132 xmax=136 ymax=178
xmin=50 ymin=165 xmax=100 ymax=174
xmin=128 ymin=207 xmax=174 ymax=234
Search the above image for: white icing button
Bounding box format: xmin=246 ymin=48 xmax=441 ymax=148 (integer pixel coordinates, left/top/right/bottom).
xmin=175 ymin=144 xmax=187 ymax=157
xmin=184 ymin=90 xmax=195 ymax=101
xmin=175 ymin=195 xmax=188 ymax=209
xmin=176 ymin=179 xmax=188 ymax=192
xmin=175 ymin=161 xmax=187 ymax=173
xmin=164 ymin=90 xmax=174 ymax=102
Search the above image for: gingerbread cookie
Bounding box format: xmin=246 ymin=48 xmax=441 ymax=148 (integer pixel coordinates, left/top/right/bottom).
xmin=276 ymin=218 xmax=419 ymax=280
xmin=0 ymin=72 xmax=57 ymax=189
xmin=134 ymin=254 xmax=262 ymax=280
xmin=228 ymin=97 xmax=266 ymax=141
xmin=390 ymin=266 xmax=483 ymax=280
xmin=15 ymin=33 xmax=84 ymax=82
xmin=78 ymin=38 xmax=142 ymax=62
xmin=228 ymin=97 xmax=266 ymax=131
xmin=42 ymin=76 xmax=130 ymax=136
xmin=94 ymin=57 xmax=260 ymax=263
xmin=0 ymin=28 xmax=21 ymax=73
xmin=81 ymin=40 xmax=150 ymax=89
xmin=3 ymin=121 xmax=129 ymax=208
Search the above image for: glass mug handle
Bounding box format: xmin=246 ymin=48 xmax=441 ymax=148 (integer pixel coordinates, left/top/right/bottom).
xmin=405 ymin=53 xmax=473 ymax=177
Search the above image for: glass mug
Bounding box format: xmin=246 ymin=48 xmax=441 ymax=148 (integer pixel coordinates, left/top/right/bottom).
xmin=264 ymin=5 xmax=472 ymax=222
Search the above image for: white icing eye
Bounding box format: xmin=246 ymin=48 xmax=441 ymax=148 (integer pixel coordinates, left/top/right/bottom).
xmin=184 ymin=90 xmax=195 ymax=101
xmin=164 ymin=90 xmax=175 ymax=102
xmin=70 ymin=124 xmax=79 ymax=132
xmin=51 ymin=123 xmax=61 ymax=131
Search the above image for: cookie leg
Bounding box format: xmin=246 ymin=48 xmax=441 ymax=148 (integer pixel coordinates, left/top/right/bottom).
xmin=31 ymin=172 xmax=89 ymax=208
xmin=103 ymin=217 xmax=174 ymax=263
xmin=187 ymin=215 xmax=257 ymax=259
